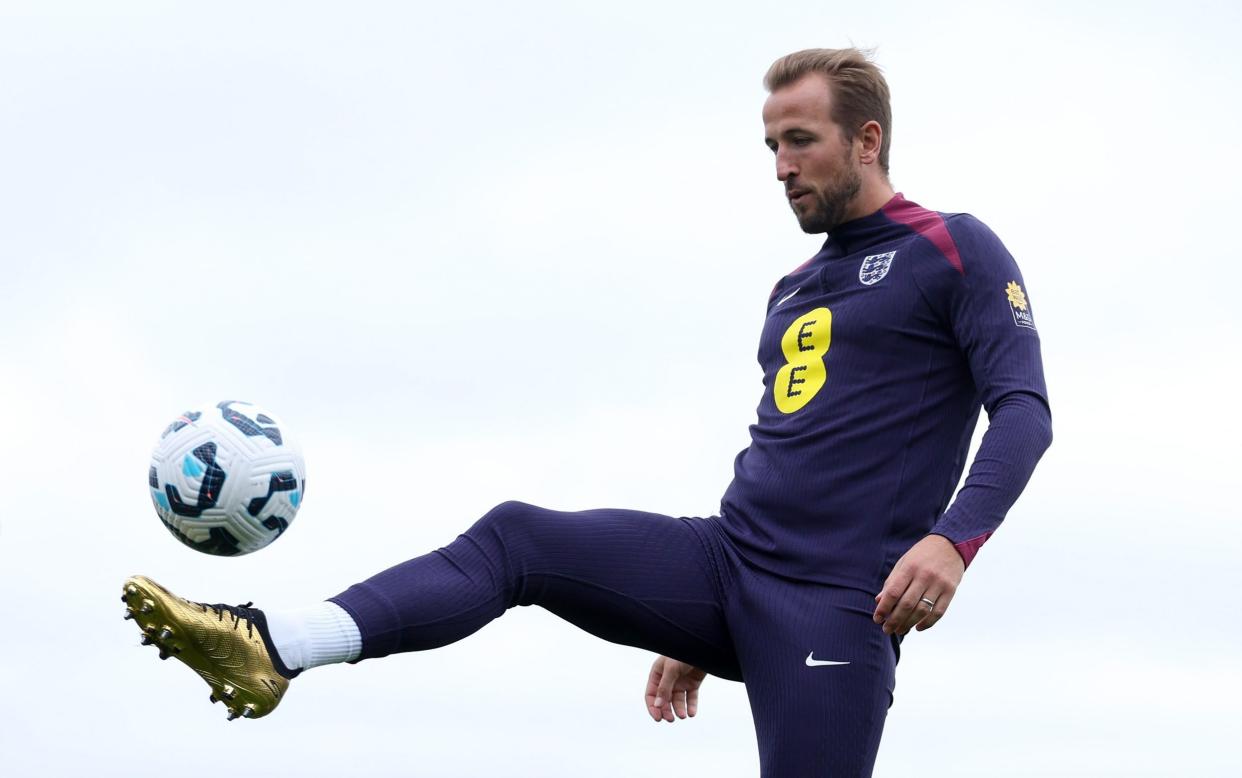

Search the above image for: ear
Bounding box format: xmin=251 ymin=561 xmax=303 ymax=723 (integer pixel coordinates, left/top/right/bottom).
xmin=856 ymin=120 xmax=884 ymax=166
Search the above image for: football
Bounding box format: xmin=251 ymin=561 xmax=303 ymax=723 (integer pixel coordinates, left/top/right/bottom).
xmin=148 ymin=400 xmax=306 ymax=556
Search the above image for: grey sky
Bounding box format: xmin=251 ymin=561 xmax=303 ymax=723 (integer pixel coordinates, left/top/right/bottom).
xmin=1 ymin=1 xmax=1239 ymax=775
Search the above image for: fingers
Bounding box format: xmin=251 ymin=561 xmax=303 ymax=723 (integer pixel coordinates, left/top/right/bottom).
xmin=668 ymin=676 xmax=703 ymax=720
xmin=915 ymin=588 xmax=954 ymax=632
xmin=887 ymin=582 xmax=928 ymax=635
xmin=669 ymin=668 xmax=706 ymax=720
xmin=896 ymin=591 xmax=938 ymax=635
xmin=672 ymin=686 xmax=690 ymax=720
xmin=873 ymin=564 xmax=913 ymax=634
xmin=875 ymin=570 xmax=939 ymax=635
xmin=646 ymin=658 xmax=705 ymax=723
xmin=877 ymin=579 xmax=957 ymax=634
xmin=679 ymin=668 xmax=706 ymax=718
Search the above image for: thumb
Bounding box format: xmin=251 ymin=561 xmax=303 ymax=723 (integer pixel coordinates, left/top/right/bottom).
xmin=655 ymin=662 xmax=678 ymax=706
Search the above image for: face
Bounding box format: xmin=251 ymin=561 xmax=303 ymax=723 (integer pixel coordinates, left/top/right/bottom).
xmin=763 ymin=72 xmax=862 ymax=234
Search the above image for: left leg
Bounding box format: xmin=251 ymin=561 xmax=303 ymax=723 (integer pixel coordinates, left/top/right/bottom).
xmin=730 ymin=571 xmax=899 ymax=777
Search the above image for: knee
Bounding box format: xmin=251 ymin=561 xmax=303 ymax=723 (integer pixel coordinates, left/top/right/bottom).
xmin=472 ymin=501 xmax=543 ymax=544
xmin=465 ymin=501 xmax=550 ymax=586
xmin=480 ymin=500 xmax=535 ymax=526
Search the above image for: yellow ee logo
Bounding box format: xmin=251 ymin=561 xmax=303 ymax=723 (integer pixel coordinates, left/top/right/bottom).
xmin=774 ymin=307 xmax=832 ymax=414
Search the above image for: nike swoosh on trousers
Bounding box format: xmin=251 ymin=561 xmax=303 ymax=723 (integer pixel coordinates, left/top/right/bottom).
xmin=805 ymin=652 xmax=850 ymax=667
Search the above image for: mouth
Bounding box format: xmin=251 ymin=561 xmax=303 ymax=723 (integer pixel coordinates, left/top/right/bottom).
xmin=787 ymin=189 xmax=813 ymax=205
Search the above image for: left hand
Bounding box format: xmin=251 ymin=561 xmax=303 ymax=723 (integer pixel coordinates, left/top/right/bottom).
xmin=873 ymin=534 xmax=966 ymax=636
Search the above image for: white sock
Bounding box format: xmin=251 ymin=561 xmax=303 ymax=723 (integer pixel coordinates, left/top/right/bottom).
xmin=264 ymin=601 xmax=362 ymax=672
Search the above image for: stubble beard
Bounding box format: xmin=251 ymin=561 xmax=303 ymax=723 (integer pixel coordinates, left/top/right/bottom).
xmin=794 ymin=163 xmax=863 ymax=235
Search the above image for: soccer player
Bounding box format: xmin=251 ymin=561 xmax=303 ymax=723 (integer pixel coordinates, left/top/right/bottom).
xmin=123 ymin=48 xmax=1051 ymax=776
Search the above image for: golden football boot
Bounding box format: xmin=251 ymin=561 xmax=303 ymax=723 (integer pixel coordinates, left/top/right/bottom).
xmin=121 ymin=575 xmax=300 ymax=720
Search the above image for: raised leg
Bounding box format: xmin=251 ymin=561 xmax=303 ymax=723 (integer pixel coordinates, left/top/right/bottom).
xmin=330 ymin=501 xmax=743 ymax=681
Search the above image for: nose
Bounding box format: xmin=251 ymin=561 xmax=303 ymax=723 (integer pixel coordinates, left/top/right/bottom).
xmin=775 ymin=149 xmax=798 ymax=182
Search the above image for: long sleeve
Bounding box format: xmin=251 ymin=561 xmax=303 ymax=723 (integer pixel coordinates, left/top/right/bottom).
xmin=928 ymin=214 xmax=1052 ymax=566
xmin=930 ymin=391 xmax=1052 ymax=565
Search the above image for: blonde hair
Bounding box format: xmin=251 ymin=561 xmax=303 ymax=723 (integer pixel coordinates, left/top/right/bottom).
xmin=764 ymin=48 xmax=892 ymax=174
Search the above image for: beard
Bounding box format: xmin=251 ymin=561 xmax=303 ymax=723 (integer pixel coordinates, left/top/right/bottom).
xmin=791 ymin=159 xmax=863 ymax=234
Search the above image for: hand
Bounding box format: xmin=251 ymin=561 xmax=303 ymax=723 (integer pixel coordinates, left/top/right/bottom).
xmin=873 ymin=534 xmax=965 ymax=636
xmin=644 ymin=655 xmax=706 ymax=723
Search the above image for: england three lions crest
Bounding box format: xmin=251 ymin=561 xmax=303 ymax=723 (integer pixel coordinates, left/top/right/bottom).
xmin=859 ymin=251 xmax=897 ymax=286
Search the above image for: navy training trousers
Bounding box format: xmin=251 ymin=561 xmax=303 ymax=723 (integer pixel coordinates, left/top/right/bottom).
xmin=330 ymin=501 xmax=899 ymax=777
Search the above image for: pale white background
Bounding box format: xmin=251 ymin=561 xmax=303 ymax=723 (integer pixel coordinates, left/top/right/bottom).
xmin=1 ymin=1 xmax=1239 ymax=775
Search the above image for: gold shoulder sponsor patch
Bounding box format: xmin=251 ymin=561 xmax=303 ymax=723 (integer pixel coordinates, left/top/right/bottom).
xmin=1005 ymin=281 xmax=1035 ymax=330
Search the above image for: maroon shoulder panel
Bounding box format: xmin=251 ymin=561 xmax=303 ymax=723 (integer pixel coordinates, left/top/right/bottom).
xmin=882 ymin=194 xmax=965 ymax=274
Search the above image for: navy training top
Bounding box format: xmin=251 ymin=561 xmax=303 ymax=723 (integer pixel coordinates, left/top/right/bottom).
xmin=718 ymin=193 xmax=1052 ymax=593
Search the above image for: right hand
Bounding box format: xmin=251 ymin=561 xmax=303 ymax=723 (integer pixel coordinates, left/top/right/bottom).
xmin=644 ymin=655 xmax=706 ymax=723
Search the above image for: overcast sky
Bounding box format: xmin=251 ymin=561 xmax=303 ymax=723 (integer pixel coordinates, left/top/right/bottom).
xmin=1 ymin=1 xmax=1239 ymax=776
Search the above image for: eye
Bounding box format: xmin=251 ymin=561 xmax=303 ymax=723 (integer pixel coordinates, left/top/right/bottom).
xmin=791 ymin=135 xmax=813 ymax=147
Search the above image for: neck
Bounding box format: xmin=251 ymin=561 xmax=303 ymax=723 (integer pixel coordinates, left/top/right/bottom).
xmin=845 ymin=175 xmax=896 ymax=222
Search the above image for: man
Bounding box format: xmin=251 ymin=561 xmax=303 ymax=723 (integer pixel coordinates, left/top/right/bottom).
xmin=123 ymin=48 xmax=1050 ymax=776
